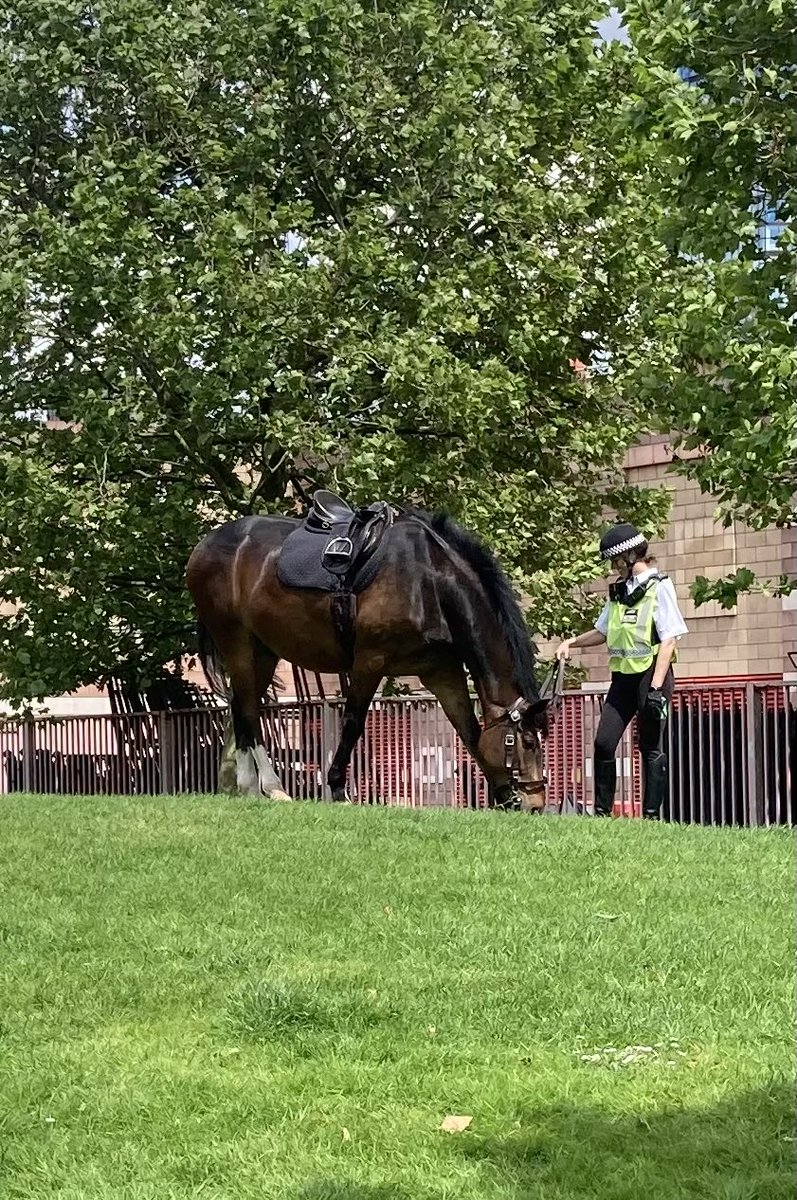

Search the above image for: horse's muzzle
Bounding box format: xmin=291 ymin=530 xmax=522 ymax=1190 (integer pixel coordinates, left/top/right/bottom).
xmin=493 ymin=779 xmax=547 ymax=812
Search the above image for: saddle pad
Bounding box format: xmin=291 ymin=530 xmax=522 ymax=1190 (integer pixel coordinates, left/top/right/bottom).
xmin=276 ymin=523 xmax=390 ymax=592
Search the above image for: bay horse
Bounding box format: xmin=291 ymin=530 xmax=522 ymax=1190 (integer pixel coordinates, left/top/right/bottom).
xmin=185 ymin=505 xmax=549 ymax=809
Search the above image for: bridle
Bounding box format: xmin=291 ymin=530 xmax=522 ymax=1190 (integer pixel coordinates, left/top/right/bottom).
xmin=481 ymin=660 xmax=566 ymax=800
xmin=482 ymin=697 xmax=547 ymax=794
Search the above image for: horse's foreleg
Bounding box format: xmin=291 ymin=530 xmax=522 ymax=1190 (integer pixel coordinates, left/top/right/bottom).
xmin=327 ymin=670 xmax=381 ymax=802
xmin=420 ymin=664 xmax=481 ymax=751
xmin=420 ymin=664 xmax=484 ymax=808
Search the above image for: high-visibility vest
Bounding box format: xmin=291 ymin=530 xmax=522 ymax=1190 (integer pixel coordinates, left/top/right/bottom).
xmin=606 ymin=580 xmax=662 ymax=675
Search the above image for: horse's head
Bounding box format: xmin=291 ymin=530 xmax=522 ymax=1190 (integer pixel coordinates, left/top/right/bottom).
xmin=478 ymin=697 xmax=550 ymax=811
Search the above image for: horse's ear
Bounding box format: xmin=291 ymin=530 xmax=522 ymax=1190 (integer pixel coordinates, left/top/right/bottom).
xmin=521 ymin=697 xmax=550 ymax=739
xmin=522 ymin=696 xmax=550 ymax=723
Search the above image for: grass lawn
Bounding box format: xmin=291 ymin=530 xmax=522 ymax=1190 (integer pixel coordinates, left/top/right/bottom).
xmin=0 ymin=796 xmax=793 ymax=1199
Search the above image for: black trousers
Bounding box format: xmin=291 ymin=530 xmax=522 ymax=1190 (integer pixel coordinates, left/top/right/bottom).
xmin=594 ymin=664 xmax=674 ymax=761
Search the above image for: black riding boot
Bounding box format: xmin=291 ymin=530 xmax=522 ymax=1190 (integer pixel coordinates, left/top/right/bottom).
xmin=642 ymin=750 xmax=668 ymax=820
xmin=594 ymin=759 xmax=617 ymax=817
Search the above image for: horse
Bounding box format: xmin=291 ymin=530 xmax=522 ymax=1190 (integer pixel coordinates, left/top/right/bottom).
xmin=185 ymin=502 xmax=550 ymax=809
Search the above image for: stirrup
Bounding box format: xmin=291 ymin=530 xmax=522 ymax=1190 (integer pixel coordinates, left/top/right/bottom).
xmin=322 ymin=536 xmax=354 ymax=576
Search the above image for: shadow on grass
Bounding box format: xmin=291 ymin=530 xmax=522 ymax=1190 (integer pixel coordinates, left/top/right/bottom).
xmin=452 ymin=1083 xmax=795 ymax=1199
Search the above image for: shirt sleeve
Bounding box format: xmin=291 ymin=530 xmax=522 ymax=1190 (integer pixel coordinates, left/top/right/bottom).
xmin=594 ymin=601 xmax=610 ymax=635
xmin=654 ymin=578 xmax=688 ymax=640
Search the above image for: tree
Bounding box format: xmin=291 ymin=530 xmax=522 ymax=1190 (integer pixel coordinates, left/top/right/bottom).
xmin=0 ymin=0 xmax=670 ymax=704
xmin=622 ymin=0 xmax=797 ymax=607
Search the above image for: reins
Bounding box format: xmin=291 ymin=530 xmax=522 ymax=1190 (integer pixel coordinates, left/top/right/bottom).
xmin=539 ymin=656 xmax=566 ymax=715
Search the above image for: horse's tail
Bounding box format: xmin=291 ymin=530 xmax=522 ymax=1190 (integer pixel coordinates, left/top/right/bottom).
xmin=196 ymin=620 xmax=230 ymax=700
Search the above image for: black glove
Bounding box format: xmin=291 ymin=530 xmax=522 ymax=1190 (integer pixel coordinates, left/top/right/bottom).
xmin=644 ymin=688 xmax=668 ymax=721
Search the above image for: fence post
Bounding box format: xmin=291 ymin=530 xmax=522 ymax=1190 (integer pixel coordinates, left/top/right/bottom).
xmin=159 ymin=711 xmax=174 ymax=795
xmin=745 ymin=682 xmax=764 ymax=827
xmin=22 ymin=717 xmax=34 ymax=793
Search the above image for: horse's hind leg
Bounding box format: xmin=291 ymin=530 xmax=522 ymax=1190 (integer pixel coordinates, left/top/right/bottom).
xmin=226 ymin=636 xmax=291 ymax=801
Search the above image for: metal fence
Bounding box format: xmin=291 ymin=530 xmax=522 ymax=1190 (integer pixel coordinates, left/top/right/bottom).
xmin=1 ymin=682 xmax=794 ymax=826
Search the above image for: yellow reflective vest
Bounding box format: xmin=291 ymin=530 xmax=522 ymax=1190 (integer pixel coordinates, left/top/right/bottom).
xmin=606 ymin=579 xmax=663 ymax=675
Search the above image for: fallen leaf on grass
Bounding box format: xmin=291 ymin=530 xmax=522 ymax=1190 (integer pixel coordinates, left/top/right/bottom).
xmin=440 ymin=1115 xmax=473 ymax=1133
xmin=341 ymin=1127 xmax=351 ymax=1142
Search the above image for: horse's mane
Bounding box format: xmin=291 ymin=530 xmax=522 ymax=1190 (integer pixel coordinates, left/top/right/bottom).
xmin=403 ymin=507 xmax=543 ymax=712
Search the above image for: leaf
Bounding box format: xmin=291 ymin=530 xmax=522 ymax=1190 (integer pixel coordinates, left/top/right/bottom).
xmin=440 ymin=1115 xmax=473 ymax=1133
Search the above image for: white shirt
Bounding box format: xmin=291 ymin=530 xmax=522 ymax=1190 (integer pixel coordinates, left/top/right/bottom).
xmin=594 ymin=567 xmax=688 ymax=641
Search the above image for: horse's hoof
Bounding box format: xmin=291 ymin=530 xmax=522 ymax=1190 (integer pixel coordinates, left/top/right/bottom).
xmin=266 ymin=789 xmax=293 ymax=803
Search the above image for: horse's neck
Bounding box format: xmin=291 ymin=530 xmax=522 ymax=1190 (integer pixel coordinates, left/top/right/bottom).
xmin=457 ymin=576 xmax=521 ymax=718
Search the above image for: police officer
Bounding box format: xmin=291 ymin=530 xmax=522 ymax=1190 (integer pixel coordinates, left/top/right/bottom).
xmin=556 ymin=523 xmax=688 ymax=819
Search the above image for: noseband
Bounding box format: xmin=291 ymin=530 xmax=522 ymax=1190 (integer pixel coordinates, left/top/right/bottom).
xmin=482 ymin=697 xmax=547 ymax=794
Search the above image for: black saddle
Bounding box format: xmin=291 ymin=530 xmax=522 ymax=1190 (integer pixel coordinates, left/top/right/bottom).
xmin=307 ymin=490 xmax=358 ymax=530
xmin=277 ymin=490 xmax=395 ymax=593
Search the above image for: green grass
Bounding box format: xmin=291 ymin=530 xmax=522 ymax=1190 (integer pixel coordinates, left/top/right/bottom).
xmin=0 ymin=796 xmax=793 ymax=1199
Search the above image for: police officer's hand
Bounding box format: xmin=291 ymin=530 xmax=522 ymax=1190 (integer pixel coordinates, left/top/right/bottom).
xmin=644 ymin=688 xmax=668 ymax=721
xmin=556 ymin=638 xmax=575 ymax=662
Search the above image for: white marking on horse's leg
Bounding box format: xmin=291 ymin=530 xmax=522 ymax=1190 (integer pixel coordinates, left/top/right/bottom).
xmin=252 ymin=744 xmax=292 ymax=801
xmin=235 ymin=749 xmax=260 ymax=795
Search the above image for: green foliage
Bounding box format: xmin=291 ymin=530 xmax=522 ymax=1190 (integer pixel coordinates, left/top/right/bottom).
xmin=692 ymin=568 xmax=797 ymax=610
xmin=0 ymin=0 xmax=669 ymax=699
xmin=622 ymin=0 xmax=797 ymax=606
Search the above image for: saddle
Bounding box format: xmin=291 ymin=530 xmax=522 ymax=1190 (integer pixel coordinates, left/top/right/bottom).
xmin=277 ymin=490 xmax=395 ymax=594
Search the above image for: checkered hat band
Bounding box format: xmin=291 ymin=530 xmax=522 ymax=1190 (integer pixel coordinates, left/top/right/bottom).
xmin=601 ymin=532 xmax=645 ymax=559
